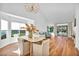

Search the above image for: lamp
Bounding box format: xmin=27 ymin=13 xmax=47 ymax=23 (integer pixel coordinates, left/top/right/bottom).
xmin=25 ymin=3 xmax=39 ymax=13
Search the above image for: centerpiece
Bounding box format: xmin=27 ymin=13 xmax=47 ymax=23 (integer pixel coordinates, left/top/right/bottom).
xmin=21 ymin=24 xmax=39 ymax=39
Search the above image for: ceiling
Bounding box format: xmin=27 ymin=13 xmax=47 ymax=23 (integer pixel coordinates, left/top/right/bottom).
xmin=0 ymin=3 xmax=77 ymax=24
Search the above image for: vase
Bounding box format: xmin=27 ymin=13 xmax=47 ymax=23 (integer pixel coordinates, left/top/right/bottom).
xmin=26 ymin=31 xmax=29 ymax=39
xmin=29 ymin=32 xmax=33 ymax=38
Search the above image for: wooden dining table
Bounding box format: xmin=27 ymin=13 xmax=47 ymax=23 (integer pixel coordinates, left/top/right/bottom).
xmin=18 ymin=36 xmax=50 ymax=56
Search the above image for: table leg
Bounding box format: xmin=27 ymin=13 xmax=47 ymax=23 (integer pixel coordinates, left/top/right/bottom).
xmin=29 ymin=42 xmax=33 ymax=56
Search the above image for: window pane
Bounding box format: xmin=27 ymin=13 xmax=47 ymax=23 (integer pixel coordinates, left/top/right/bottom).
xmin=0 ymin=30 xmax=7 ymax=39
xmin=11 ymin=22 xmax=26 ymax=30
xmin=19 ymin=30 xmax=26 ymax=36
xmin=1 ymin=19 xmax=8 ymax=30
xmin=11 ymin=30 xmax=19 ymax=37
xmin=11 ymin=22 xmax=20 ymax=30
xmin=20 ymin=23 xmax=26 ymax=30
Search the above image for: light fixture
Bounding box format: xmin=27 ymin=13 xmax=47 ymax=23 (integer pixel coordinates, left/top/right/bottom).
xmin=25 ymin=3 xmax=39 ymax=13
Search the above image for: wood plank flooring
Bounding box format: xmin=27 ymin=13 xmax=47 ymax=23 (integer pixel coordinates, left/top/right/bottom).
xmin=50 ymin=36 xmax=79 ymax=56
xmin=0 ymin=36 xmax=79 ymax=56
xmin=0 ymin=42 xmax=19 ymax=56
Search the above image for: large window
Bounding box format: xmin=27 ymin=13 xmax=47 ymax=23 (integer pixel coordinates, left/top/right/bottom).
xmin=0 ymin=20 xmax=26 ymax=39
xmin=0 ymin=19 xmax=8 ymax=40
xmin=57 ymin=24 xmax=68 ymax=36
xmin=1 ymin=19 xmax=8 ymax=30
xmin=11 ymin=22 xmax=26 ymax=37
xmin=11 ymin=22 xmax=26 ymax=30
xmin=11 ymin=22 xmax=20 ymax=30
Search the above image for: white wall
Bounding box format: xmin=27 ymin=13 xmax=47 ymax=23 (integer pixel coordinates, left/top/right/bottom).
xmin=33 ymin=12 xmax=47 ymax=32
xmin=75 ymin=4 xmax=79 ymax=49
xmin=68 ymin=22 xmax=73 ymax=36
xmin=0 ymin=16 xmax=1 ymax=40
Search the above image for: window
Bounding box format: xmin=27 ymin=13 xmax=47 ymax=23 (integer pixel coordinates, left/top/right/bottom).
xmin=57 ymin=24 xmax=68 ymax=36
xmin=0 ymin=30 xmax=7 ymax=39
xmin=11 ymin=22 xmax=26 ymax=37
xmin=11 ymin=22 xmax=26 ymax=30
xmin=11 ymin=30 xmax=19 ymax=37
xmin=0 ymin=20 xmax=26 ymax=39
xmin=1 ymin=19 xmax=8 ymax=30
xmin=0 ymin=19 xmax=8 ymax=39
xmin=11 ymin=22 xmax=20 ymax=30
xmin=19 ymin=30 xmax=26 ymax=36
xmin=19 ymin=23 xmax=26 ymax=29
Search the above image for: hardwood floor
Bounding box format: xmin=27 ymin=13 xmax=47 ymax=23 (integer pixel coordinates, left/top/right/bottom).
xmin=0 ymin=42 xmax=19 ymax=56
xmin=0 ymin=36 xmax=79 ymax=56
xmin=50 ymin=36 xmax=79 ymax=56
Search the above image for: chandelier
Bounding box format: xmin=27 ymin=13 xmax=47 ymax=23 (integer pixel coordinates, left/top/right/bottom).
xmin=25 ymin=3 xmax=39 ymax=13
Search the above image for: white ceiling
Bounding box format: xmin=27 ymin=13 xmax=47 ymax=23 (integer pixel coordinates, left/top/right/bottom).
xmin=0 ymin=3 xmax=76 ymax=24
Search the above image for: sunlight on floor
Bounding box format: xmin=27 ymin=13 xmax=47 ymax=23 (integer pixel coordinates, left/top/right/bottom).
xmin=12 ymin=48 xmax=20 ymax=56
